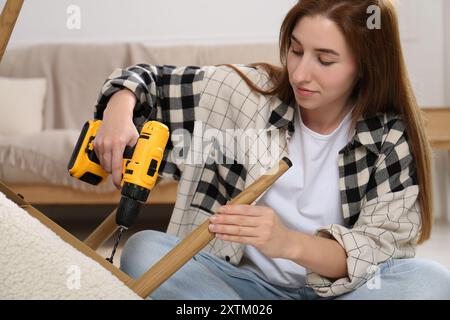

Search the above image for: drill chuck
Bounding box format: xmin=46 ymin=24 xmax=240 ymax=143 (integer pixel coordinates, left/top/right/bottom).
xmin=116 ymin=196 xmax=143 ymax=228
xmin=116 ymin=182 xmax=150 ymax=228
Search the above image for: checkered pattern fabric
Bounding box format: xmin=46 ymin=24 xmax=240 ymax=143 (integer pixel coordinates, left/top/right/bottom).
xmin=95 ymin=64 xmax=421 ymax=297
xmin=307 ymin=113 xmax=420 ymax=296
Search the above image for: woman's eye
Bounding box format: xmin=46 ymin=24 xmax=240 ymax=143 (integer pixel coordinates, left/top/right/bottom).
xmin=319 ymin=59 xmax=335 ymax=66
xmin=291 ymin=48 xmax=334 ymax=66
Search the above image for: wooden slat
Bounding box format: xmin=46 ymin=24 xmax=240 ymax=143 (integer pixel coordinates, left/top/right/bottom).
xmin=7 ymin=181 xmax=178 ymax=205
xmin=0 ymin=0 xmax=24 ymax=62
xmin=422 ymin=107 xmax=450 ymax=150
xmin=84 ymin=209 xmax=119 ymax=251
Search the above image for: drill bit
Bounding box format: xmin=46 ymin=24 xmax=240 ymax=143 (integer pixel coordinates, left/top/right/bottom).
xmin=106 ymin=226 xmax=125 ymax=264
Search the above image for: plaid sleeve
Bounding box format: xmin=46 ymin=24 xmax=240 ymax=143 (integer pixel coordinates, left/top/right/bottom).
xmin=306 ymin=134 xmax=421 ymax=297
xmin=94 ymin=64 xmax=206 ymax=180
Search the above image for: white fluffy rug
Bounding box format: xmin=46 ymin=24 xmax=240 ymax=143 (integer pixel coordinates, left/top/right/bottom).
xmin=0 ymin=192 xmax=140 ymax=300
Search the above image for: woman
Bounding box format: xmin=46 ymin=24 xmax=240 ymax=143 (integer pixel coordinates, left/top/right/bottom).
xmin=93 ymin=0 xmax=450 ymax=299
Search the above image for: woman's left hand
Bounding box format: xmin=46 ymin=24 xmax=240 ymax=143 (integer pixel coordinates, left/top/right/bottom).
xmin=208 ymin=204 xmax=296 ymax=259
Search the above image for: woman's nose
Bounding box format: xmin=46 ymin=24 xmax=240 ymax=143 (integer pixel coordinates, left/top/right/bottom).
xmin=292 ymin=57 xmax=313 ymax=84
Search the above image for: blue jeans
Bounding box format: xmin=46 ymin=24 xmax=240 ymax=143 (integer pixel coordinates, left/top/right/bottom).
xmin=120 ymin=230 xmax=450 ymax=300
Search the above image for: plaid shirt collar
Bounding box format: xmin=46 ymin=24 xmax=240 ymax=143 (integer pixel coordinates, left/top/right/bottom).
xmin=265 ymin=100 xmax=296 ymax=133
xmin=265 ymin=100 xmax=399 ymax=156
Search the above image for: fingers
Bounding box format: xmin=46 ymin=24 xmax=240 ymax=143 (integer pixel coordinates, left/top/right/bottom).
xmin=102 ymin=150 xmax=112 ymax=173
xmin=95 ymin=138 xmax=113 ymax=173
xmin=111 ymin=144 xmax=125 ymax=189
xmin=94 ymin=138 xmax=123 ymax=188
xmin=127 ymin=129 xmax=139 ymax=148
xmin=218 ymin=204 xmax=263 ymax=216
xmin=110 ymin=130 xmax=137 ymax=189
xmin=209 ymin=209 xmax=260 ymax=239
xmin=92 ymin=122 xmax=139 ymax=189
xmin=93 ymin=139 xmax=110 ymax=173
xmin=208 ymin=223 xmax=257 ymax=238
xmin=209 ymin=213 xmax=258 ymax=227
xmin=214 ymin=233 xmax=256 ymax=244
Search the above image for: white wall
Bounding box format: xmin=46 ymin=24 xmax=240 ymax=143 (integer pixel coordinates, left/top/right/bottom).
xmin=2 ymin=0 xmax=297 ymax=46
xmin=395 ymin=0 xmax=445 ymax=107
xmin=3 ymin=0 xmax=446 ymax=106
xmin=2 ymin=0 xmax=449 ymax=219
xmin=444 ymin=0 xmax=450 ymax=106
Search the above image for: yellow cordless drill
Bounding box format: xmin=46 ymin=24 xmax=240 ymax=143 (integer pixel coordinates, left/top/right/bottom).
xmin=68 ymin=119 xmax=169 ymax=263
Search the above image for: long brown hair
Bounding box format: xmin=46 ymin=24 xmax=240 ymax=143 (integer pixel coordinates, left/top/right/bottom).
xmin=222 ymin=0 xmax=433 ymax=243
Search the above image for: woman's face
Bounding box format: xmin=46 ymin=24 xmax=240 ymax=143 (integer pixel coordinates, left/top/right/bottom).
xmin=287 ymin=15 xmax=359 ymax=113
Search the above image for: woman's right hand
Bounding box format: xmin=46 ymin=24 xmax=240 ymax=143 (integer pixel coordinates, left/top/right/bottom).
xmin=93 ymin=89 xmax=139 ymax=189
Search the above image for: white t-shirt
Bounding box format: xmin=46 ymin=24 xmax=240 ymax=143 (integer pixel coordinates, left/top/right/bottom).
xmin=239 ymin=106 xmax=355 ymax=288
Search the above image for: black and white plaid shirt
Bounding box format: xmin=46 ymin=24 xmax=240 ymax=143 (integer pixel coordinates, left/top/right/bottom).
xmin=95 ymin=64 xmax=420 ymax=297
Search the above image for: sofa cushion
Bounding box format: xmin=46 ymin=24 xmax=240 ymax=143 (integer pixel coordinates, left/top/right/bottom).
xmin=0 ymin=77 xmax=47 ymax=136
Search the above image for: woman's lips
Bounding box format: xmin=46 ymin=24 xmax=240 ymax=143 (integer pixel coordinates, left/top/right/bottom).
xmin=296 ymin=87 xmax=318 ymax=97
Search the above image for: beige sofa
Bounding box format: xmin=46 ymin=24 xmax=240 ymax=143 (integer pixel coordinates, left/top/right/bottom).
xmin=0 ymin=42 xmax=280 ymax=205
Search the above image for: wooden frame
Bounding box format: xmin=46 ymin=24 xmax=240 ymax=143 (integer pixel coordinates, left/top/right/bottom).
xmin=7 ymin=180 xmax=179 ymax=205
xmin=423 ymin=107 xmax=450 ymax=150
xmin=0 ymin=0 xmax=24 ymax=62
xmin=423 ymin=107 xmax=450 ymax=175
xmin=0 ymin=158 xmax=291 ymax=298
xmin=0 ymin=180 xmax=137 ymax=291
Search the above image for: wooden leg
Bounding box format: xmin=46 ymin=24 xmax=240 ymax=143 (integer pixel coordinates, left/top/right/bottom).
xmin=0 ymin=0 xmax=24 ymax=62
xmin=84 ymin=209 xmax=119 ymax=251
